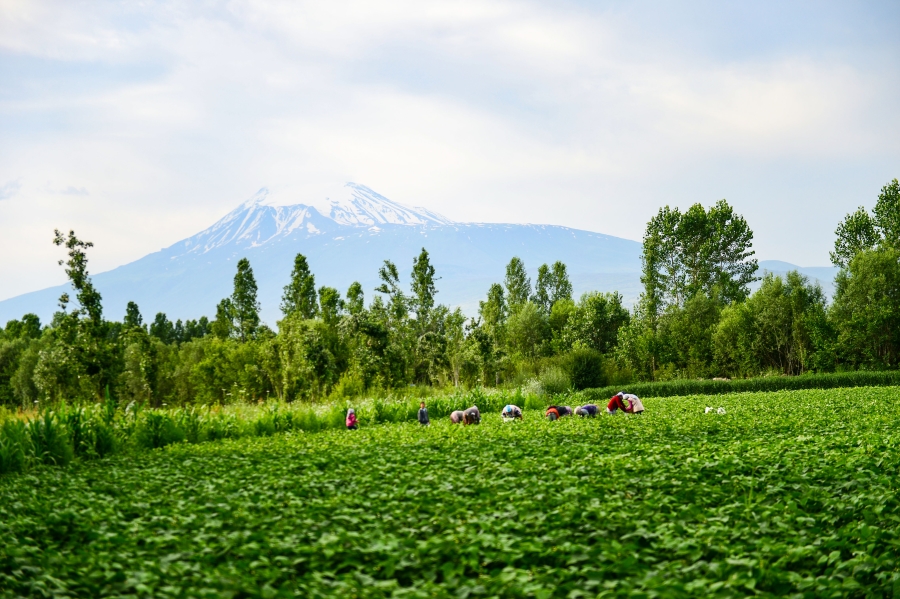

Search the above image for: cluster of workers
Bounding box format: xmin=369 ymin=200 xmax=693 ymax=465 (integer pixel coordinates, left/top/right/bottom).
xmin=346 ymin=391 xmax=644 ymax=429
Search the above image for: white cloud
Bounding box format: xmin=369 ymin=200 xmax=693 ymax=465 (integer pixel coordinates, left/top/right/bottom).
xmin=59 ymin=186 xmax=89 ymax=196
xmin=0 ymin=179 xmax=21 ymax=200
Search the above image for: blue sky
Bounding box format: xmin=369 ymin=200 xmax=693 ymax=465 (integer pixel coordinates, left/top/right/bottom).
xmin=1 ymin=0 xmax=899 ymax=301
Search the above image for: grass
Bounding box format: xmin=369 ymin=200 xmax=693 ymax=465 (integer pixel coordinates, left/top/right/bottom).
xmin=2 ymin=387 xmax=900 ymax=597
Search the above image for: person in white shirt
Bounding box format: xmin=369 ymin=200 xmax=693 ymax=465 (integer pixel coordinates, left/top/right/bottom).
xmin=501 ymin=405 xmax=523 ymax=420
xmin=623 ymin=393 xmax=644 ymax=414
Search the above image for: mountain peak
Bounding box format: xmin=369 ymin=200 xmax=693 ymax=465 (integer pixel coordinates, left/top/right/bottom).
xmin=242 ymin=187 xmax=270 ymax=207
xmin=179 ymin=183 xmax=454 ymax=256
xmin=325 ymin=183 xmax=453 ymax=227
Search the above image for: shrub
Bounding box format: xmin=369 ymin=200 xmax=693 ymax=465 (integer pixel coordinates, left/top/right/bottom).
xmin=568 ymin=348 xmax=606 ymax=390
xmin=540 ymin=367 xmax=571 ymax=396
xmin=329 ymin=373 xmax=365 ymax=400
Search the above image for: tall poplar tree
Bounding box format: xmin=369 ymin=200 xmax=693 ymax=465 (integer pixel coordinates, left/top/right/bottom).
xmin=281 ymin=253 xmax=318 ymax=319
xmin=53 ymin=229 xmax=103 ymax=325
xmin=375 ymin=260 xmax=407 ymax=322
xmin=550 ymin=261 xmax=573 ymax=305
xmin=231 ymin=258 xmax=260 ymax=341
xmin=534 ymin=264 xmax=553 ymax=313
xmin=345 ymin=282 xmax=365 ymax=315
xmin=535 ymin=261 xmax=573 ymax=314
xmin=504 ymin=257 xmax=531 ymax=311
xmin=411 ymin=248 xmax=438 ymax=325
xmin=211 ymin=298 xmax=235 ymax=339
xmin=124 ymin=301 xmax=143 ymax=328
xmin=479 ymin=284 xmax=506 ymax=331
xmin=318 ymin=286 xmax=343 ymax=325
xmin=150 ymin=313 xmax=174 ymax=343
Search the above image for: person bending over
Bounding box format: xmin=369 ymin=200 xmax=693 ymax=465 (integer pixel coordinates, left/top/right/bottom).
xmin=502 ymin=405 xmax=523 ymax=420
xmin=623 ymin=393 xmax=644 ymax=414
xmin=607 ymin=393 xmax=629 ymax=415
xmin=545 ymin=405 xmax=573 ymax=421
xmin=575 ymin=404 xmax=600 ymax=417
xmin=450 ymin=410 xmax=465 ymax=424
xmin=463 ymin=406 xmax=481 ymax=425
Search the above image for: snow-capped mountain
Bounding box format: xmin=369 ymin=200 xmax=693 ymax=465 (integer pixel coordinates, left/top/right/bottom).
xmin=0 ymin=183 xmax=837 ymax=326
xmin=188 ymin=183 xmax=454 ymax=256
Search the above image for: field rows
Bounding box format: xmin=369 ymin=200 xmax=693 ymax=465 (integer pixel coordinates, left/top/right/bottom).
xmin=2 ymin=388 xmax=900 ymax=597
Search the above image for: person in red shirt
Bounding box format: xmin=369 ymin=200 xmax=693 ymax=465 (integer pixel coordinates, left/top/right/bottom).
xmin=545 ymin=406 xmax=572 ymax=421
xmin=607 ymin=392 xmax=629 ymax=415
xmin=346 ymin=408 xmax=358 ymax=430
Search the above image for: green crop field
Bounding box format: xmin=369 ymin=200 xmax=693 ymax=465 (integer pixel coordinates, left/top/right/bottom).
xmin=2 ymin=388 xmax=900 ymax=598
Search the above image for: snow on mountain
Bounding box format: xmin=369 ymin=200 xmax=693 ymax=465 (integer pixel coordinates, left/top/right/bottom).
xmin=323 ymin=183 xmax=453 ymax=227
xmin=182 ymin=189 xmax=329 ymax=255
xmin=181 ymin=183 xmax=453 ymax=256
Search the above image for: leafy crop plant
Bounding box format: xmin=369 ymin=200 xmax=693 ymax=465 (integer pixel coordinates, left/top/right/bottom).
xmin=2 ymin=388 xmax=900 ymax=597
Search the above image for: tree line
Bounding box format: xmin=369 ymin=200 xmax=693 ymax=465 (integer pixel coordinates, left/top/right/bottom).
xmin=1 ymin=178 xmax=898 ymax=407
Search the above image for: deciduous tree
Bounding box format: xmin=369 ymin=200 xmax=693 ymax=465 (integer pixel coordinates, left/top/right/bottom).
xmin=504 ymin=257 xmax=531 ymax=311
xmin=281 ymin=253 xmax=318 ymax=319
xmin=232 ymin=258 xmax=260 ymax=341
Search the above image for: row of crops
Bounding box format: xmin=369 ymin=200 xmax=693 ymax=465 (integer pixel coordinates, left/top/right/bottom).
xmin=5 ymin=369 xmax=900 ymax=477
xmin=5 ymin=369 xmax=900 ymax=478
xmin=0 ymin=388 xmax=555 ymax=476
xmin=2 ymin=387 xmax=899 ymax=597
xmin=583 ymin=369 xmax=900 ymax=400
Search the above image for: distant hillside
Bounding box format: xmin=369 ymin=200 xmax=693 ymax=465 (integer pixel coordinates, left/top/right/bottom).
xmin=0 ymin=184 xmax=645 ymax=325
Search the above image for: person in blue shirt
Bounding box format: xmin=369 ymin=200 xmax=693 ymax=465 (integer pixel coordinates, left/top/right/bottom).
xmin=417 ymin=401 xmax=430 ymax=425
xmin=501 ymin=404 xmax=523 ymax=420
xmin=575 ymin=404 xmax=600 ymax=417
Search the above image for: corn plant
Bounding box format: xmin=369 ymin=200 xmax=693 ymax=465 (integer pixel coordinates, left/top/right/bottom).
xmin=26 ymin=410 xmax=73 ymax=466
xmin=0 ymin=419 xmax=29 ymax=475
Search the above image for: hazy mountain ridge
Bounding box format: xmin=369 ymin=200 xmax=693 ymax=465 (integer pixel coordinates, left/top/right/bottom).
xmin=0 ymin=184 xmax=837 ymax=325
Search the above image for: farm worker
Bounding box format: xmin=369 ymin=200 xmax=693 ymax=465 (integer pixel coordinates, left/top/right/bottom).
xmin=418 ymin=401 xmax=430 ymax=426
xmin=623 ymin=394 xmax=644 ymax=414
xmin=545 ymin=405 xmax=572 ymax=421
xmin=450 ymin=410 xmax=465 ymax=424
xmin=607 ymin=392 xmax=629 ymax=415
xmin=501 ymin=404 xmax=523 ymax=420
xmin=575 ymin=404 xmax=600 ymax=417
xmin=463 ymin=406 xmax=481 ymax=425
xmin=346 ymin=408 xmax=358 ymax=430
